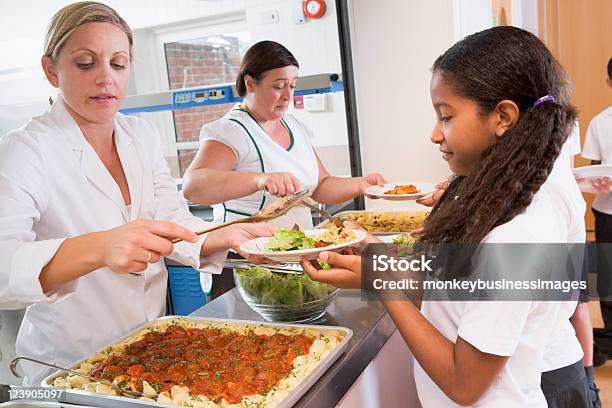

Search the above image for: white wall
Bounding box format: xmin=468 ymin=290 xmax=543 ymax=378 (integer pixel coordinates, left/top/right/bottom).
xmin=452 ymin=0 xmax=539 ymax=41
xmin=246 ymin=1 xmax=348 ymax=150
xmin=349 ymin=0 xmax=455 ymax=211
xmin=452 ymin=0 xmax=493 ymax=41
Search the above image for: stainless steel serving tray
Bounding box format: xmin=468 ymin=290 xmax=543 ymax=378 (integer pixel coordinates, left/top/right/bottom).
xmin=41 ymin=316 xmax=353 ymax=408
xmin=0 ymin=402 xmax=95 ymax=407
xmin=315 ymin=210 xmax=428 ymax=236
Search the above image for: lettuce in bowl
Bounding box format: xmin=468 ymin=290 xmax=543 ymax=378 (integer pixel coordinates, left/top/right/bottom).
xmin=235 ymin=266 xmax=335 ymax=305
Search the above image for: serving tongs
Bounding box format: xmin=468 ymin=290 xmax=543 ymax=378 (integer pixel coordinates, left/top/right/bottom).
xmin=300 ymin=198 xmax=366 ymax=230
xmin=172 ymin=189 xmax=310 ymax=244
xmin=10 ymin=356 xmax=147 ymax=398
xmin=225 ymin=258 xmax=303 ymax=274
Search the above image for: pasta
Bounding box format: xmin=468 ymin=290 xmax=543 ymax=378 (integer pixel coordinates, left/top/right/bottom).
xmin=51 ymin=318 xmax=345 ymax=408
xmin=325 ymin=211 xmax=429 ymax=233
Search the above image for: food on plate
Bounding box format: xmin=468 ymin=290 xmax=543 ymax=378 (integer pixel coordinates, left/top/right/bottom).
xmin=51 ymin=318 xmax=345 ymax=407
xmin=391 ymin=234 xmax=418 ymax=257
xmin=235 ymin=266 xmax=336 ymax=305
xmin=264 ymin=224 xmax=356 ymax=251
xmin=263 ymin=225 xmax=314 ymax=251
xmin=324 ymin=211 xmax=428 ymax=233
xmin=384 ymin=184 xmax=419 ymax=195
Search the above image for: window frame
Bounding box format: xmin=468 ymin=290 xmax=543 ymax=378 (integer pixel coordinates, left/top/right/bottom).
xmin=150 ymin=12 xmax=248 ymax=166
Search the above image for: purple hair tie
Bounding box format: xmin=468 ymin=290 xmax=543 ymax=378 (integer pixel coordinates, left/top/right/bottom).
xmin=533 ymin=95 xmax=556 ymax=107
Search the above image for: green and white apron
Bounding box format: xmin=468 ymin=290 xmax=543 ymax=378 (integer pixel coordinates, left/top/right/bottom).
xmin=198 ymin=106 xmax=319 ymax=291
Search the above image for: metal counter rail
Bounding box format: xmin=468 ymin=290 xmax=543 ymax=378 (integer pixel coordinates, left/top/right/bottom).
xmin=189 ymin=288 xmax=395 ymax=408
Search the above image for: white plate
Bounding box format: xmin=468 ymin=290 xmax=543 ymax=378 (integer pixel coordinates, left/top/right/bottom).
xmin=573 ymin=165 xmax=612 ymax=193
xmin=365 ymin=182 xmax=436 ymax=201
xmin=240 ymin=229 xmax=367 ymax=262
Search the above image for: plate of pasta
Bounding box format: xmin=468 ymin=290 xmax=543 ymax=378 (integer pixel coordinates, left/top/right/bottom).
xmin=365 ymin=182 xmax=436 ymax=201
xmin=43 ymin=316 xmax=351 ymax=408
xmin=318 ymin=211 xmax=429 ymax=234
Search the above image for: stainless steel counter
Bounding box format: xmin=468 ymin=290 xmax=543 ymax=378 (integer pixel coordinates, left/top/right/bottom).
xmin=190 ymin=289 xmax=395 ymax=408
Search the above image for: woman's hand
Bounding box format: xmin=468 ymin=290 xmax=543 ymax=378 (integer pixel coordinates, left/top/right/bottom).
xmin=228 ymin=223 xmax=277 ymax=262
xmin=204 ymin=222 xmax=276 ymax=263
xmin=255 ymin=172 xmax=301 ymax=196
xmin=301 ymin=251 xmax=362 ymax=289
xmin=360 ymin=173 xmax=387 ymax=198
xmin=99 ymin=219 xmax=198 ymax=274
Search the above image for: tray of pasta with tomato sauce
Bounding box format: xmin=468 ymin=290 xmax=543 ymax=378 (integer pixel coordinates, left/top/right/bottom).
xmin=41 ymin=316 xmax=352 ymax=408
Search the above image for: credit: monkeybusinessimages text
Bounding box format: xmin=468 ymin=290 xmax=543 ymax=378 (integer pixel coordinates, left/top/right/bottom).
xmin=370 ymin=254 xmax=587 ymax=294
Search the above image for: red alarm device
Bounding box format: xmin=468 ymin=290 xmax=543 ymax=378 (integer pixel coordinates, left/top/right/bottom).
xmin=303 ymin=0 xmax=326 ymax=19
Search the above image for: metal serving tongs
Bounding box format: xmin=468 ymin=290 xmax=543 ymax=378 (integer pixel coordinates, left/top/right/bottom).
xmin=10 ymin=356 xmax=146 ymax=398
xmin=300 ymin=198 xmax=366 ymax=230
xmin=225 ymin=258 xmax=303 ymax=274
xmin=172 ymin=189 xmax=310 ymax=244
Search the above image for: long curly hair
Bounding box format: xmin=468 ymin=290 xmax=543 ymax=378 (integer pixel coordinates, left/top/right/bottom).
xmin=420 ymin=26 xmax=577 ymax=245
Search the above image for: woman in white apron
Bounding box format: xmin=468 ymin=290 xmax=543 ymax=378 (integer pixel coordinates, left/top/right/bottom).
xmin=182 ymin=41 xmax=386 ymax=293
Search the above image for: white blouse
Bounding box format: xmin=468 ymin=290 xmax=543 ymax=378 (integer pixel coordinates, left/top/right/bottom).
xmin=0 ymin=97 xmax=227 ymax=385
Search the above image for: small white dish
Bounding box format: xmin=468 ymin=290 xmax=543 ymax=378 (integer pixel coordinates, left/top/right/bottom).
xmin=365 ymin=182 xmax=437 ymax=201
xmin=240 ymin=229 xmax=367 ymax=262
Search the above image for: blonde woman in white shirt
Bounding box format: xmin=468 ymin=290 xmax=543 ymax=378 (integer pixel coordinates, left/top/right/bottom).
xmin=0 ymin=1 xmax=273 ymax=386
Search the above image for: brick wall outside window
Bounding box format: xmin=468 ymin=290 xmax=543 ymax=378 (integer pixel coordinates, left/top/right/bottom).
xmin=164 ymin=36 xmax=244 ymax=175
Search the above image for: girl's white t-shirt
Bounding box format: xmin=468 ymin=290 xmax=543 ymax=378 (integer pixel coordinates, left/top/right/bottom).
xmin=414 ymin=181 xmax=577 ymax=407
xmin=540 ymin=129 xmax=586 ymax=373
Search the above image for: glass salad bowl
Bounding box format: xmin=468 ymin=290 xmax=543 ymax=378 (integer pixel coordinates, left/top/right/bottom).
xmin=233 ymin=266 xmax=339 ymax=323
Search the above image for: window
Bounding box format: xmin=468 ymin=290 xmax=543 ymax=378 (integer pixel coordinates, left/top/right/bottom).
xmin=145 ymin=14 xmax=248 ymax=178
xmin=163 ymin=32 xmax=249 ymax=175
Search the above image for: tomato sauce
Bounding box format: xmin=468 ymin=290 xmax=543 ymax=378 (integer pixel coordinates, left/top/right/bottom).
xmin=90 ymin=325 xmax=314 ymax=404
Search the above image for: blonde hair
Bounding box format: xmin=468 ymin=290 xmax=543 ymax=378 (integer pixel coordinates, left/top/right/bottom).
xmin=44 ymin=1 xmax=133 ymax=61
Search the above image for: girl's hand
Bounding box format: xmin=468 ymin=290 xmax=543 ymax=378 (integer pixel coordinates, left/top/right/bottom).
xmin=301 ymin=251 xmax=362 ymax=289
xmin=361 ymin=173 xmax=387 ymax=198
xmin=416 ymin=179 xmax=449 ymax=207
xmin=99 ymin=220 xmax=198 ymax=274
xmin=255 ymin=172 xmax=301 ymax=196
xmin=590 ymin=176 xmax=612 ymax=194
xmin=411 ymin=227 xmax=424 ymax=235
